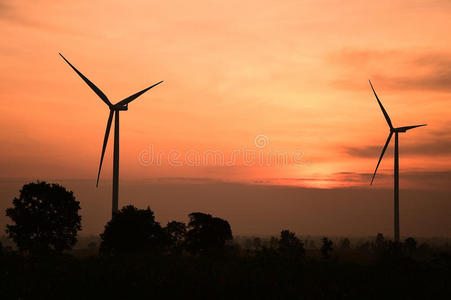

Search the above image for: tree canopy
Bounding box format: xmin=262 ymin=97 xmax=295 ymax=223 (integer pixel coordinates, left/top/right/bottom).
xmin=185 ymin=212 xmax=232 ymax=255
xmin=100 ymin=205 xmax=167 ymax=255
xmin=165 ymin=221 xmax=187 ymax=254
xmin=321 ymin=237 xmax=334 ymax=259
xmin=6 ymin=181 xmax=81 ymax=254
xmin=279 ymin=229 xmax=305 ymax=257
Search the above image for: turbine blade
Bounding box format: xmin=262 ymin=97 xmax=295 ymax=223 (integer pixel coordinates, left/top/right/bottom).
xmin=115 ymin=81 xmax=163 ymax=107
xmin=371 ymin=131 xmax=393 ymax=185
xmin=369 ymin=80 xmax=393 ymax=129
xmin=397 ymin=124 xmax=427 ymax=131
xmin=96 ymin=110 xmax=114 ymax=187
xmin=59 ymin=53 xmax=112 ymax=108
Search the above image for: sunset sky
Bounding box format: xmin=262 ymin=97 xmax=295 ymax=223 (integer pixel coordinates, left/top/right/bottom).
xmin=1 ymin=0 xmax=450 ymax=236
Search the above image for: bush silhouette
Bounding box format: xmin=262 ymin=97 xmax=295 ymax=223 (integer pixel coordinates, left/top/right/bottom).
xmin=269 ymin=236 xmax=279 ymax=249
xmin=5 ymin=181 xmax=81 ymax=255
xmin=185 ymin=212 xmax=232 ymax=255
xmin=100 ymin=205 xmax=168 ymax=255
xmin=278 ymin=230 xmax=305 ymax=257
xmin=374 ymin=233 xmax=386 ymax=249
xmin=339 ymin=238 xmax=351 ymax=249
xmin=321 ymin=237 xmax=333 ymax=259
xmin=404 ymin=237 xmax=417 ymax=256
xmin=165 ymin=221 xmax=187 ymax=254
xmin=253 ymin=237 xmax=262 ymax=250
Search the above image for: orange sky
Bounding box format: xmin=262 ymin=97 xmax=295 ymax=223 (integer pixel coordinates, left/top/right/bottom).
xmin=1 ymin=0 xmax=451 ymax=190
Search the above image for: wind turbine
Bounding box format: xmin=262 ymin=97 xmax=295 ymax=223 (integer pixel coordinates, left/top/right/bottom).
xmin=369 ymin=80 xmax=426 ymax=242
xmin=59 ymin=53 xmax=163 ymax=216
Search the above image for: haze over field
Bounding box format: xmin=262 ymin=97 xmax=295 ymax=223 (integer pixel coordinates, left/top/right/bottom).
xmin=1 ymin=0 xmax=450 ymax=237
xmin=1 ymin=179 xmax=450 ymax=237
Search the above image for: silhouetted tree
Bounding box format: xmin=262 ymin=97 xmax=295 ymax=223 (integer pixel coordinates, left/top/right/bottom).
xmin=309 ymin=240 xmax=317 ymax=249
xmin=244 ymin=237 xmax=253 ymax=249
xmin=185 ymin=212 xmax=232 ymax=255
xmin=374 ymin=233 xmax=386 ymax=249
xmin=386 ymin=240 xmax=403 ymax=257
xmin=321 ymin=237 xmax=333 ymax=259
xmin=279 ymin=230 xmax=305 ymax=257
xmin=165 ymin=221 xmax=186 ymax=254
xmin=253 ymin=237 xmax=262 ymax=250
xmin=88 ymin=241 xmax=97 ymax=250
xmin=404 ymin=237 xmax=417 ymax=256
xmin=359 ymin=241 xmax=371 ymax=250
xmin=417 ymin=242 xmax=431 ymax=256
xmin=339 ymin=238 xmax=351 ymax=249
xmin=269 ymin=236 xmax=279 ymax=249
xmin=100 ymin=205 xmax=167 ymax=255
xmin=279 ymin=230 xmax=297 ymax=248
xmin=5 ymin=181 xmax=81 ymax=254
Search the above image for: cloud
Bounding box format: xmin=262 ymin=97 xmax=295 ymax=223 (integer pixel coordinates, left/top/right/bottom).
xmin=345 ymin=137 xmax=451 ymax=158
xmin=150 ymin=177 xmax=219 ymax=184
xmin=426 ymin=125 xmax=451 ymax=138
xmin=339 ymin=170 xmax=451 ymax=190
xmin=278 ymin=169 xmax=451 ymax=190
xmin=347 ymin=170 xmax=451 ymax=189
xmin=0 ymin=1 xmax=100 ymax=38
xmin=329 ymin=49 xmax=451 ymax=92
xmin=0 ymin=1 xmax=11 ymax=16
xmin=0 ymin=2 xmax=50 ymax=28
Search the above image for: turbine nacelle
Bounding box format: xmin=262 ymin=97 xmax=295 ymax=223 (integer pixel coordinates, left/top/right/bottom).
xmin=113 ymin=104 xmax=128 ymax=111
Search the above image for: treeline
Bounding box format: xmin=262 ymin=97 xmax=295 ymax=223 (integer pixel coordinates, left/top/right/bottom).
xmin=1 ymin=181 xmax=451 ymax=299
xmin=235 ymin=233 xmax=447 ymax=260
xmin=3 ymin=181 xmax=445 ymax=261
xmin=2 ymin=181 xmax=234 ymax=257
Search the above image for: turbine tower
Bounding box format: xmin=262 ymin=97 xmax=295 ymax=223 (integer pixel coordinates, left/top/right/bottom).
xmin=369 ymin=80 xmax=426 ymax=242
xmin=60 ymin=53 xmax=163 ymax=216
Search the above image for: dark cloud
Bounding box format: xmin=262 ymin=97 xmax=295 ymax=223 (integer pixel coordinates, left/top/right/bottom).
xmin=345 ymin=138 xmax=451 ymax=158
xmin=329 ymin=49 xmax=451 ymax=92
xmin=426 ymin=126 xmax=451 ymax=138
xmin=383 ymin=71 xmax=451 ymax=92
xmin=0 ymin=2 xmax=43 ymax=26
xmin=151 ymin=177 xmax=218 ymax=183
xmin=0 ymin=1 xmax=11 ymax=16
xmin=335 ymin=170 xmax=451 ymax=190
xmin=279 ymin=177 xmax=347 ymax=183
xmin=0 ymin=1 xmax=100 ymax=38
xmin=279 ymin=169 xmax=451 ymax=190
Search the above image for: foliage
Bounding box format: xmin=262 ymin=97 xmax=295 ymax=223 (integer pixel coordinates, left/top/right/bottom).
xmin=404 ymin=237 xmax=417 ymax=256
xmin=269 ymin=236 xmax=279 ymax=249
xmin=321 ymin=237 xmax=334 ymax=259
xmin=100 ymin=205 xmax=167 ymax=255
xmin=185 ymin=212 xmax=232 ymax=255
xmin=5 ymin=181 xmax=81 ymax=254
xmin=339 ymin=238 xmax=351 ymax=249
xmin=278 ymin=230 xmax=305 ymax=257
xmin=374 ymin=233 xmax=386 ymax=249
xmin=1 ymin=249 xmax=451 ymax=300
xmin=165 ymin=221 xmax=187 ymax=254
xmin=253 ymin=237 xmax=262 ymax=250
